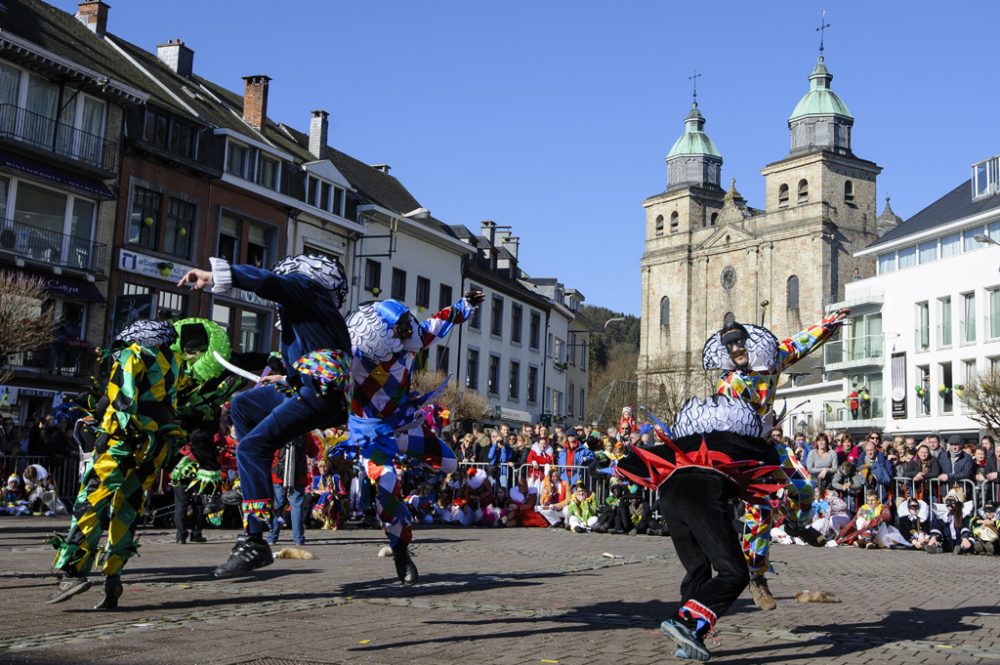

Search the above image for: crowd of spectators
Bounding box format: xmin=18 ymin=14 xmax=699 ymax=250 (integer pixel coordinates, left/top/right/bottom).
xmin=6 ymin=404 xmax=1000 ymax=557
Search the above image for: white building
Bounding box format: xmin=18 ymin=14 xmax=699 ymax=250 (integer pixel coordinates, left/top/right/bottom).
xmin=812 ymin=154 xmax=1000 ymax=440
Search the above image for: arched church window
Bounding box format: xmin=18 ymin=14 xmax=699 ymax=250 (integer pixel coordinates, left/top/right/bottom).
xmin=710 ymin=212 xmax=719 ymax=226
xmin=778 ymin=184 xmax=789 ymax=207
xmin=787 ymin=275 xmax=800 ymax=311
xmin=670 ymin=211 xmax=679 ymax=233
xmin=655 ymin=215 xmax=664 ymax=236
xmin=660 ymin=296 xmax=670 ymax=327
xmin=844 ymin=180 xmax=854 ymax=202
xmin=797 ymin=179 xmax=809 ymax=204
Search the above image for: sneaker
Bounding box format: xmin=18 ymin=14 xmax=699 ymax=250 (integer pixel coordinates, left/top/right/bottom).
xmin=392 ymin=543 xmax=418 ymax=585
xmin=628 ymin=528 xmax=638 ymax=536
xmin=660 ymin=617 xmax=710 ymax=661
xmin=573 ymin=526 xmax=586 ymax=533
xmin=925 ymin=543 xmax=943 ymax=554
xmin=47 ymin=575 xmax=92 ymax=604
xmin=592 ymin=525 xmax=608 ymax=534
xmin=93 ymin=575 xmax=123 ymax=610
xmin=783 ymin=522 xmax=827 ymax=548
xmin=213 ymin=537 xmax=273 ymax=578
xmin=748 ymin=576 xmax=777 ymax=611
xmin=189 ymin=533 xmax=208 ymax=543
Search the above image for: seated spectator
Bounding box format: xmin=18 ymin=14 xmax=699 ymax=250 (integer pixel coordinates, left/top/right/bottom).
xmin=806 ymin=433 xmax=838 ymax=493
xmin=623 ymin=486 xmax=654 ymax=535
xmin=504 ymin=476 xmax=547 ymax=527
xmin=939 ymin=435 xmax=974 ymax=484
xmin=831 ymin=460 xmax=864 ymax=499
xmin=836 ymin=489 xmax=906 ymax=548
xmin=565 ymin=482 xmax=599 ymax=533
xmin=310 ymin=459 xmax=346 ymax=530
xmin=810 ymin=487 xmax=850 ymax=542
xmin=593 ymin=482 xmax=628 ymax=534
xmin=435 ymin=472 xmax=474 ymax=526
xmin=896 ymin=497 xmax=931 ymax=550
xmin=537 ymin=468 xmax=570 ymax=527
xmin=1 ymin=474 xmax=31 ymax=517
xmin=971 ymin=501 xmax=1000 ymax=555
xmin=467 ymin=466 xmax=500 ymax=527
xmin=899 ymin=444 xmax=941 ymax=501
xmin=927 ymin=487 xmax=974 ymax=554
xmin=22 ymin=463 xmax=53 ymax=514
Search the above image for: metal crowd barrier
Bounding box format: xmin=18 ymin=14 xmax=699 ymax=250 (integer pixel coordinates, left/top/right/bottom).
xmin=1 ymin=455 xmax=79 ymax=504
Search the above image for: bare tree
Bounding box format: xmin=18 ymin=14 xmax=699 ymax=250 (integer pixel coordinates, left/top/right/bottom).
xmin=959 ymin=368 xmax=1000 ymax=436
xmin=643 ymin=359 xmax=713 ymax=425
xmin=0 ymin=273 xmax=54 ymax=384
xmin=588 ymin=346 xmax=638 ymax=427
xmin=410 ymin=369 xmax=490 ymax=429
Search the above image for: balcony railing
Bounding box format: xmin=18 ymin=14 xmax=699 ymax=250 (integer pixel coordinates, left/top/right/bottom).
xmin=4 ymin=344 xmax=96 ymax=378
xmin=823 ymin=335 xmax=884 ymax=369
xmin=0 ymin=103 xmax=117 ymax=172
xmin=823 ymin=395 xmax=885 ymax=428
xmin=0 ymin=217 xmax=107 ymax=274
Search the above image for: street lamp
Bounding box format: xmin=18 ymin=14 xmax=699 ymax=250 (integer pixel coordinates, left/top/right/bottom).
xmin=604 ymin=317 xmax=625 ymax=330
xmin=975 ymin=233 xmax=1000 ymax=247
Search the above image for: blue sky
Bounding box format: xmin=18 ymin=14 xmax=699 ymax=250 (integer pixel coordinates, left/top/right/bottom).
xmin=58 ymin=1 xmax=1000 ymax=315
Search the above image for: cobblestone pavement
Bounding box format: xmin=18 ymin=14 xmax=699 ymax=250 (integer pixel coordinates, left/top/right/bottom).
xmin=2 ymin=517 xmax=1000 ymax=665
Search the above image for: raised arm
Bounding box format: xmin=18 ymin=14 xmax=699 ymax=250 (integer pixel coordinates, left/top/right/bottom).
xmin=177 ymin=258 xmax=315 ymax=312
xmin=405 ymin=291 xmax=485 ymax=352
xmin=777 ymin=308 xmax=849 ymax=371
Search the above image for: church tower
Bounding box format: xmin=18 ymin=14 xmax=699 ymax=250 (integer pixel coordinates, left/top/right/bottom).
xmin=759 ymin=54 xmax=882 ymax=325
xmin=639 ymin=100 xmax=726 ymax=388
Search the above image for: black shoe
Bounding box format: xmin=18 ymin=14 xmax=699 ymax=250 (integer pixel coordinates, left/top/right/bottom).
xmin=47 ymin=575 xmax=92 ymax=604
xmin=592 ymin=525 xmax=608 ymax=533
xmin=189 ymin=533 xmax=208 ymax=543
xmin=573 ymin=526 xmax=586 ymax=533
xmin=213 ymin=536 xmax=273 ymax=578
xmin=783 ymin=522 xmax=827 ymax=547
xmin=93 ymin=575 xmax=123 ymax=610
xmin=392 ymin=543 xmax=418 ymax=585
xmin=176 ymin=531 xmax=187 ymax=544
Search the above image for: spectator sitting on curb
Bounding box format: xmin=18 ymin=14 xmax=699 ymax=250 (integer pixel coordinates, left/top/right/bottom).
xmin=971 ymin=501 xmax=1000 ymax=555
xmin=926 ymin=488 xmax=974 ymax=555
xmin=537 ymin=468 xmax=570 ymax=528
xmin=896 ymin=497 xmax=931 ymax=550
xmin=565 ymin=482 xmax=599 ymax=533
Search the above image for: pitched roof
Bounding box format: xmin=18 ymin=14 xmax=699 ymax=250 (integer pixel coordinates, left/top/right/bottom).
xmin=867 ymin=179 xmax=1000 ymax=249
xmin=2 ymin=0 xmax=149 ymax=102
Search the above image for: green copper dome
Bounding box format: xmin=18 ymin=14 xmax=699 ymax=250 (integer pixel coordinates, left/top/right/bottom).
xmin=667 ymin=102 xmax=721 ymax=158
xmin=788 ymin=57 xmax=852 ymax=121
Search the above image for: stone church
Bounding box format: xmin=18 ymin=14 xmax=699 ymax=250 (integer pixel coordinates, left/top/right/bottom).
xmin=638 ymin=54 xmax=901 ymax=404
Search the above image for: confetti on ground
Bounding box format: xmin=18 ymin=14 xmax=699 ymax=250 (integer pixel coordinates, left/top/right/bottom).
xmin=540 ymin=660 xmax=560 ymax=664
xmin=358 ymin=639 xmax=371 ymax=645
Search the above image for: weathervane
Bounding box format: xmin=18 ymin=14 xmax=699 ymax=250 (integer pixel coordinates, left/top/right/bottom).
xmin=816 ymin=9 xmax=831 ymax=58
xmin=688 ymin=68 xmax=701 ymax=104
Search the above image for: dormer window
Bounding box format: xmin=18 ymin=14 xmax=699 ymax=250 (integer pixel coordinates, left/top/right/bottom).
xmin=257 ymin=155 xmax=278 ymax=189
xmin=226 ymin=142 xmax=249 ymax=178
xmin=306 ymin=175 xmax=346 ymax=215
xmin=225 ymin=139 xmax=281 ymax=191
xmin=972 ymin=156 xmax=999 ymax=199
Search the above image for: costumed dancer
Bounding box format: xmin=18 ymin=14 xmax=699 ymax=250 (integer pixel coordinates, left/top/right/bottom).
xmin=703 ymin=309 xmax=847 ymax=610
xmin=49 ymin=320 xmax=187 ymax=609
xmin=176 ymin=254 xmax=351 ymax=578
xmin=340 ymin=292 xmax=483 ymax=584
xmin=616 ymin=397 xmax=784 ymax=661
xmin=168 ymin=318 xmax=241 ymax=544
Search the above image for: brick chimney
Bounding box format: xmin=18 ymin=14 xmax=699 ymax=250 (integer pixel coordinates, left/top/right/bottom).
xmin=309 ymin=110 xmax=328 ymax=159
xmin=157 ymin=39 xmax=194 ymax=77
xmin=242 ymin=75 xmax=271 ymax=130
xmin=75 ymin=1 xmax=110 ymax=36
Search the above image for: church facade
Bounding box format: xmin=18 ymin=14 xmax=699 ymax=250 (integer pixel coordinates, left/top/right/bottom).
xmin=638 ymin=55 xmax=897 ymax=406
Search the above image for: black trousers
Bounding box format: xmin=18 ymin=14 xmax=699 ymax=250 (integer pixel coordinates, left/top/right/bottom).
xmin=661 ymin=470 xmax=749 ymax=623
xmin=173 ymin=485 xmax=204 ymax=538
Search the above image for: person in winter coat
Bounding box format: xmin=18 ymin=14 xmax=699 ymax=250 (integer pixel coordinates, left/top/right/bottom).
xmin=938 ymin=435 xmax=974 ymax=483
xmin=899 ymin=444 xmax=942 ymax=501
xmin=856 ymin=440 xmax=894 ymax=502
xmin=557 ymin=431 xmax=595 ymax=485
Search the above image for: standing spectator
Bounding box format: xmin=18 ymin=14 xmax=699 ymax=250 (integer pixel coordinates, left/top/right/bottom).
xmin=857 ymin=438 xmax=894 ymax=502
xmin=526 ymin=436 xmax=554 ymax=493
xmin=925 ymin=433 xmax=945 ymax=462
xmin=831 ymin=460 xmax=864 ymax=509
xmin=557 ymin=430 xmax=595 ymax=486
xmin=859 ymin=385 xmax=872 ymax=419
xmin=847 ymin=385 xmax=860 ymax=420
xmin=981 ymin=435 xmax=995 ymax=460
xmin=974 ymin=448 xmax=989 ymax=484
xmin=268 ymin=434 xmax=319 ymax=546
xmin=806 ymin=433 xmax=838 ymax=492
xmin=487 ymin=432 xmax=516 ymax=489
xmin=900 ymin=444 xmax=941 ymax=501
xmin=939 ymin=435 xmax=974 ymax=484
xmin=456 ymin=434 xmax=478 ymax=463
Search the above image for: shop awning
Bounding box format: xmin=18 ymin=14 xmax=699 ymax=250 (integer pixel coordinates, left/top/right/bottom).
xmin=8 ymin=269 xmax=105 ymax=302
xmin=0 ymin=151 xmax=114 ymax=199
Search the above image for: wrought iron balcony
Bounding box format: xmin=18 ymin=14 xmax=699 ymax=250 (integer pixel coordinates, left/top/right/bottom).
xmin=0 ymin=217 xmax=107 ymax=274
xmin=4 ymin=344 xmax=96 ymax=379
xmin=0 ymin=103 xmax=118 ymax=173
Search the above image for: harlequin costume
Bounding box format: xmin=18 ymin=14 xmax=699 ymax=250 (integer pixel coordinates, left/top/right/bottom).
xmin=339 ymin=294 xmax=480 ymax=583
xmin=205 ymin=254 xmax=352 ymax=578
xmin=704 ymin=313 xmax=843 ymax=610
xmin=49 ymin=319 xmax=187 ymax=610
xmin=616 ymin=398 xmax=783 ymax=661
xmin=168 ymin=318 xmax=241 ymax=544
